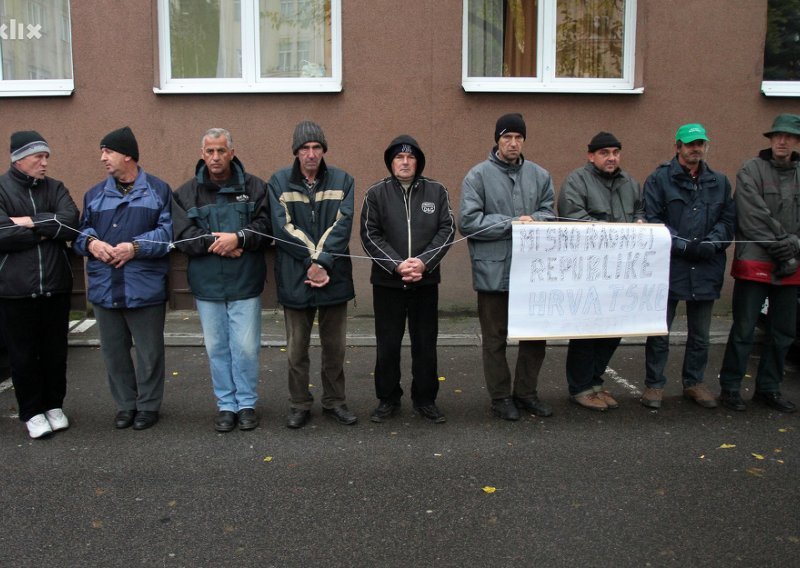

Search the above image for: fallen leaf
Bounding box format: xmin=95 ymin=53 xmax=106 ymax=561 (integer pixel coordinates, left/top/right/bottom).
xmin=752 ymin=453 xmax=765 ymax=460
xmin=263 ymin=456 xmax=273 ymax=462
xmin=454 ymin=389 xmax=462 ymax=394
xmin=718 ymin=444 xmax=736 ymax=449
xmin=778 ymin=428 xmax=789 ymax=433
xmin=482 ymin=486 xmax=496 ymax=494
xmin=777 ymin=460 xmax=785 ymax=464
xmin=172 ymin=371 xmax=179 ymax=377
xmin=95 ymin=488 xmax=107 ymax=496
xmin=775 ymin=448 xmax=783 ymax=453
xmin=746 ymin=467 xmax=765 ymax=477
xmin=699 ymin=455 xmax=705 ymax=459
xmin=91 ymin=521 xmax=103 ymax=529
xmin=433 ymin=453 xmax=442 ymax=457
xmin=438 ymin=376 xmax=446 ymax=382
xmin=280 ymin=348 xmax=286 ymax=352
xmin=168 ymin=500 xmax=177 ymax=507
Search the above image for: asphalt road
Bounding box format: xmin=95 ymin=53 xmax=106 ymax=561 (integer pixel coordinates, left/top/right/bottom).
xmin=1 ymin=343 xmax=798 ymax=567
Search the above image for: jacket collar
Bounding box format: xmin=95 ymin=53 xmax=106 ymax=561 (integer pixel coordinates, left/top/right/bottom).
xmin=195 ymin=156 xmax=247 ymax=192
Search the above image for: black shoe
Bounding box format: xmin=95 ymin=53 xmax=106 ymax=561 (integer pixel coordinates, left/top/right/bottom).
xmin=237 ymin=408 xmax=259 ymax=430
xmin=414 ymin=403 xmax=447 ymax=424
xmin=370 ymin=401 xmax=400 ymax=423
xmin=287 ymin=408 xmax=311 ymax=429
xmin=114 ymin=410 xmax=136 ymax=429
xmin=513 ymin=396 xmax=553 ymax=417
xmin=719 ymin=389 xmax=746 ymax=411
xmin=133 ymin=411 xmax=159 ymax=430
xmin=213 ymin=410 xmax=237 ymax=432
xmin=752 ymin=391 xmax=797 ymax=413
xmin=323 ymin=405 xmax=358 ymax=425
xmin=491 ymin=397 xmax=520 ymax=421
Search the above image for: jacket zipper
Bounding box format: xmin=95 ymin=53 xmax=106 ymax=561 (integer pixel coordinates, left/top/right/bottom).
xmin=28 ymin=188 xmax=44 ymax=295
xmin=402 ymin=182 xmax=415 ymax=258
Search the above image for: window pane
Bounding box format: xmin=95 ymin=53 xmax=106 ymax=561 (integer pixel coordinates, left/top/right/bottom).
xmin=169 ymin=0 xmax=242 ymax=79
xmin=0 ymin=0 xmax=72 ymax=80
xmin=764 ymin=0 xmax=800 ymax=81
xmin=259 ymin=0 xmax=331 ymax=78
xmin=468 ymin=0 xmax=537 ymax=77
xmin=556 ymin=0 xmax=624 ymax=79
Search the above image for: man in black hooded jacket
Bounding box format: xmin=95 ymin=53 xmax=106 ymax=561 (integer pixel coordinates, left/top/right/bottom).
xmin=360 ymin=135 xmax=455 ymax=423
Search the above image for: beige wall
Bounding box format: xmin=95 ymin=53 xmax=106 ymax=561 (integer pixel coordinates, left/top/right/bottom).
xmin=2 ymin=0 xmax=799 ymax=314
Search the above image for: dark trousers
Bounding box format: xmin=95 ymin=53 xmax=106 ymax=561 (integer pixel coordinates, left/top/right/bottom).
xmin=565 ymin=337 xmax=622 ymax=396
xmin=477 ymin=291 xmax=546 ymax=400
xmin=284 ymin=302 xmax=348 ymax=410
xmin=719 ymin=280 xmax=797 ymax=393
xmin=0 ymin=295 xmax=70 ymax=422
xmin=373 ymin=285 xmax=439 ymax=406
xmin=645 ymin=298 xmax=714 ymax=389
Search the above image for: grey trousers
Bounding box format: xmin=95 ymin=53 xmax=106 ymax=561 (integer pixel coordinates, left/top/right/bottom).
xmin=94 ymin=303 xmax=166 ymax=412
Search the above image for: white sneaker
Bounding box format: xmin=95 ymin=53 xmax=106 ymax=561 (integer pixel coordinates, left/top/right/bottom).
xmin=45 ymin=408 xmax=69 ymax=431
xmin=26 ymin=414 xmax=53 ymax=439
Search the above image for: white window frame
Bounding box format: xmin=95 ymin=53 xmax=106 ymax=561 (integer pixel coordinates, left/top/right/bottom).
xmin=462 ymin=0 xmax=641 ymax=94
xmin=762 ymin=82 xmax=800 ymax=97
xmin=0 ymin=0 xmax=74 ymax=97
xmin=155 ymin=0 xmax=342 ymax=94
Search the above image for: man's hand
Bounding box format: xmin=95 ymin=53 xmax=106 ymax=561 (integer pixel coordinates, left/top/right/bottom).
xmin=10 ymin=216 xmax=34 ymax=228
xmin=109 ymin=242 xmax=135 ymax=268
xmin=518 ymin=215 xmax=534 ymax=223
xmin=208 ymin=232 xmax=240 ymax=257
xmin=88 ymin=238 xmax=117 ymax=264
xmin=305 ymin=263 xmax=330 ymax=288
xmin=396 ymin=257 xmax=425 ymax=283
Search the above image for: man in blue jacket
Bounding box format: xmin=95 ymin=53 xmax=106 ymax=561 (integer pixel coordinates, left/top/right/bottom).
xmin=74 ymin=127 xmax=172 ymax=430
xmin=268 ymin=121 xmax=356 ymax=429
xmin=173 ymin=128 xmax=269 ymax=432
xmin=642 ymin=124 xmax=735 ymax=410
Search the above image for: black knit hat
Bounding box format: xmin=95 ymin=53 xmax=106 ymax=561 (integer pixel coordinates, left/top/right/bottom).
xmin=10 ymin=130 xmax=50 ymax=162
xmin=588 ymin=131 xmax=622 ymax=152
xmin=292 ymin=121 xmax=328 ymax=154
xmin=495 ymin=113 xmax=526 ymax=142
xmin=383 ymin=134 xmax=426 ymax=177
xmin=101 ymin=126 xmax=139 ymax=161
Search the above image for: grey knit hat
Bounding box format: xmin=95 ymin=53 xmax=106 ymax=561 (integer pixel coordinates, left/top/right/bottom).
xmin=10 ymin=131 xmax=50 ymax=162
xmin=292 ymin=121 xmax=328 ymax=154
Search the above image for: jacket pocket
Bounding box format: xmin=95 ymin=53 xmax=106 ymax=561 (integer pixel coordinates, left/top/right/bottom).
xmin=471 ymin=239 xmax=508 ymax=261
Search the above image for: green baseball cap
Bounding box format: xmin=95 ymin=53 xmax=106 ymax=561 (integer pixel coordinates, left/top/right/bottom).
xmin=763 ymin=113 xmax=800 ymax=138
xmin=675 ymin=123 xmax=709 ymax=144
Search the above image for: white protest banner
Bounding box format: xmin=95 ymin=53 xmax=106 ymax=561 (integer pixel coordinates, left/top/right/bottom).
xmin=508 ymin=222 xmax=671 ymax=340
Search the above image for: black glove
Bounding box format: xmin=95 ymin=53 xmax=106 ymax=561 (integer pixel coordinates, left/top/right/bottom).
xmin=774 ymin=258 xmax=799 ymax=279
xmin=682 ymin=241 xmax=698 ymax=259
xmin=767 ymin=236 xmax=798 ymax=262
xmin=695 ymin=241 xmax=716 ymax=260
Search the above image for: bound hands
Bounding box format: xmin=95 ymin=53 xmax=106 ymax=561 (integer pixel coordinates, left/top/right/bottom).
xmin=88 ymin=239 xmax=135 ymax=268
xmin=208 ymin=232 xmax=243 ymax=258
xmin=306 ymin=263 xmax=330 ymax=288
xmin=397 ymin=257 xmax=425 ymax=283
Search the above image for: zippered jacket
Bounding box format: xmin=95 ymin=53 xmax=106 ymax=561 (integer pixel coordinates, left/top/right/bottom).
xmin=0 ymin=167 xmax=79 ymax=298
xmin=172 ymin=157 xmax=269 ymax=301
xmin=73 ymin=168 xmax=172 ymax=309
xmin=643 ymin=156 xmax=735 ymax=301
xmin=730 ymin=149 xmax=800 ymax=285
xmin=558 ymin=162 xmax=644 ymax=223
xmin=459 ymin=149 xmax=556 ymax=292
xmin=267 ymin=159 xmax=354 ymax=309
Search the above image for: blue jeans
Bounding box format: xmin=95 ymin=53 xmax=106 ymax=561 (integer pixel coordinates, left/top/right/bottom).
xmin=645 ymin=299 xmax=714 ymax=389
xmin=196 ymin=297 xmax=262 ymax=412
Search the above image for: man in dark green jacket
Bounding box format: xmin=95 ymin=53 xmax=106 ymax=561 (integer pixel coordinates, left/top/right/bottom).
xmin=268 ymin=121 xmax=356 ymax=429
xmin=173 ymin=128 xmax=269 ymax=432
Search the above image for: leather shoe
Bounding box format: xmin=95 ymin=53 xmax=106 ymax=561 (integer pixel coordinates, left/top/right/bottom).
xmin=238 ymin=408 xmax=259 ymax=430
xmin=413 ymin=403 xmax=446 ymax=424
xmin=683 ymin=384 xmax=718 ymax=409
xmin=323 ymin=404 xmax=357 ymax=425
xmin=491 ymin=397 xmax=520 ymax=421
xmin=752 ymin=391 xmax=797 ymax=413
xmin=719 ymin=389 xmax=746 ymax=411
xmin=286 ymin=408 xmax=311 ymax=429
xmin=114 ymin=410 xmax=136 ymax=429
xmin=571 ymin=391 xmax=608 ymax=411
xmin=513 ymin=396 xmax=553 ymax=417
xmin=133 ymin=411 xmax=159 ymax=430
xmin=214 ymin=410 xmax=237 ymax=432
xmin=370 ymin=401 xmax=400 ymax=423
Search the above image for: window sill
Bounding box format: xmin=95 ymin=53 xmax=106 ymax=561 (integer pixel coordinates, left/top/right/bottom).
xmin=0 ymin=80 xmax=74 ymax=97
xmin=462 ymin=79 xmax=643 ymax=94
xmin=761 ymin=81 xmax=800 ymax=97
xmin=154 ymin=78 xmax=342 ymax=94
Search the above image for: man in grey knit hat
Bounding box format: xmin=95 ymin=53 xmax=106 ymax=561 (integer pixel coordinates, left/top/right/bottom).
xmin=268 ymin=120 xmax=357 ymax=429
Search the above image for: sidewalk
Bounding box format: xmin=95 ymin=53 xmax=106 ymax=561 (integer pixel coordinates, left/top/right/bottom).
xmin=67 ymin=309 xmax=735 ymax=348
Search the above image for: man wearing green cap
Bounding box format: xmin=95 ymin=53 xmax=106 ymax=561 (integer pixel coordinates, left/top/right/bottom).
xmin=641 ymin=123 xmax=735 ymax=410
xmin=717 ymin=113 xmax=800 ymax=413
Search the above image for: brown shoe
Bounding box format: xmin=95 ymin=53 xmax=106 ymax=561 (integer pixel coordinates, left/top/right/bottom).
xmin=683 ymin=384 xmax=718 ymax=409
xmin=641 ymin=387 xmax=663 ymax=409
xmin=595 ymin=389 xmax=619 ymax=409
xmin=571 ymin=391 xmax=608 ymax=411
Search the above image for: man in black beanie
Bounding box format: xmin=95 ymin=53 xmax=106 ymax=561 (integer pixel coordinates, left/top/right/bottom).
xmin=460 ymin=113 xmax=556 ymax=421
xmin=0 ymin=131 xmax=79 ymax=439
xmin=73 ymin=127 xmax=173 ymax=431
xmin=360 ymin=135 xmax=455 ymax=424
xmin=557 ymin=131 xmax=644 ymax=411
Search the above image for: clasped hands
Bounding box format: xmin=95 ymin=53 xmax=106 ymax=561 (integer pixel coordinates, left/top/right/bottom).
xmin=396 ymin=257 xmax=425 ymax=283
xmin=88 ymin=239 xmax=136 ymax=268
xmin=306 ymin=262 xmax=330 ymax=288
xmin=207 ymin=232 xmax=243 ymax=259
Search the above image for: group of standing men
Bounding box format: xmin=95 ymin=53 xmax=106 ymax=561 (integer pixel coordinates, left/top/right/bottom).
xmin=0 ymin=111 xmax=798 ymax=439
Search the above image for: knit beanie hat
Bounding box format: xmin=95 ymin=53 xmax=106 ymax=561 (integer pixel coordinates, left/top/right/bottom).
xmin=292 ymin=121 xmax=328 ymax=154
xmin=383 ymin=134 xmax=426 ymax=177
xmin=495 ymin=113 xmax=526 ymax=142
xmin=101 ymin=126 xmax=139 ymax=161
xmin=588 ymin=131 xmax=622 ymax=152
xmin=10 ymin=131 xmax=50 ymax=162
